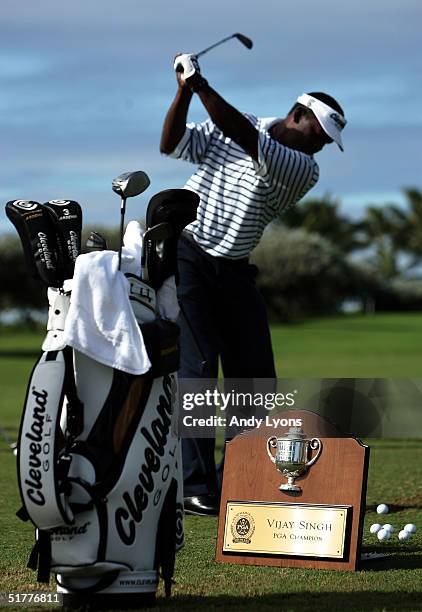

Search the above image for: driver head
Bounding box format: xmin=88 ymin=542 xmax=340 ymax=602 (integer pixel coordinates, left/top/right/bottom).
xmin=112 ymin=171 xmax=150 ymax=198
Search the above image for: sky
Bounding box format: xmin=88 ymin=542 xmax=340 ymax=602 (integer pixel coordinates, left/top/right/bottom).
xmin=0 ymin=0 xmax=421 ymax=233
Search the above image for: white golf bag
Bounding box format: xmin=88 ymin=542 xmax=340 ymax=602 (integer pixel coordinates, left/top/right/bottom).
xmin=7 ymin=187 xmax=199 ymax=606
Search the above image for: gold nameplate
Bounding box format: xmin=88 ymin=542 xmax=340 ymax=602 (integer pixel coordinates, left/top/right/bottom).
xmin=223 ymin=502 xmax=349 ymax=559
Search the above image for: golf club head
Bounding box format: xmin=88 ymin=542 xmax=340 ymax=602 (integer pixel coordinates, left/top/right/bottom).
xmin=144 ymin=222 xmax=174 ymax=243
xmin=145 ymin=188 xmax=199 ymax=287
xmin=196 ymin=32 xmax=253 ymax=58
xmin=112 ymin=171 xmax=150 ymax=199
xmin=234 ymin=32 xmax=253 ymax=49
xmin=141 ymin=222 xmax=174 ymax=285
xmin=146 ymin=189 xmax=199 ymax=232
xmin=86 ymin=231 xmax=108 ymax=250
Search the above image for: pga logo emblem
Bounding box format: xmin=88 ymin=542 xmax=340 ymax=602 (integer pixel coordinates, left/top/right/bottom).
xmin=12 ymin=200 xmax=38 ymax=211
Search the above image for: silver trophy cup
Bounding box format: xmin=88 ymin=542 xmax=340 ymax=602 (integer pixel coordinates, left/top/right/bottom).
xmin=267 ymin=427 xmax=322 ymax=492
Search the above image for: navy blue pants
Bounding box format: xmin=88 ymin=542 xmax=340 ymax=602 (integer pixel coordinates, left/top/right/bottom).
xmin=177 ymin=234 xmax=276 ymax=497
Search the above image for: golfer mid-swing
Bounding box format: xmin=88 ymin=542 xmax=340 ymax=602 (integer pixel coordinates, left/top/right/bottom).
xmin=160 ymin=53 xmax=346 ymax=516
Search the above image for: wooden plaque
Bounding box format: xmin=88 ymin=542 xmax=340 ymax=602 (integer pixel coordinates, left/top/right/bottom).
xmin=216 ymin=410 xmax=369 ymax=571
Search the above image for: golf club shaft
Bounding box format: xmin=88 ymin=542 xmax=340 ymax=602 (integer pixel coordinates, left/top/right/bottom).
xmin=196 ymin=34 xmax=238 ymax=58
xmin=118 ymin=197 xmax=126 ymax=270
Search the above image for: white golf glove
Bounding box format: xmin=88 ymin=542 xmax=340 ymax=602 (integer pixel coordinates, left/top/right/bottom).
xmin=173 ymin=53 xmax=200 ymax=81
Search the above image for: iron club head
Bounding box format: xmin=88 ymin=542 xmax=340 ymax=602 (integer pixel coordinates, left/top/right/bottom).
xmin=233 ymin=33 xmax=253 ymax=50
xmin=195 ymin=32 xmax=253 ymax=58
xmin=86 ymin=231 xmax=108 ymax=251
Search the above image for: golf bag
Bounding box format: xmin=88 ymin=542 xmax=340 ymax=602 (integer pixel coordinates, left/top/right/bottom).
xmin=6 ymin=188 xmax=199 ymax=605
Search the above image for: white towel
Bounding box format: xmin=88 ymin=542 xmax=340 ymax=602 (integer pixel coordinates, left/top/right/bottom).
xmin=121 ymin=220 xmax=144 ymax=277
xmin=63 ymin=250 xmax=151 ymax=375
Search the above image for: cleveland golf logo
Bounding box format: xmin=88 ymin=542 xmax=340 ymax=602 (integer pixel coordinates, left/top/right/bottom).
xmin=37 ymin=232 xmax=55 ymax=270
xmin=115 ymin=374 xmax=175 ymax=545
xmin=23 ymin=386 xmax=49 ymax=507
xmin=50 ymin=522 xmax=90 ymax=536
xmin=67 ymin=230 xmax=79 ymax=260
xmin=12 ymin=200 xmax=38 ymax=211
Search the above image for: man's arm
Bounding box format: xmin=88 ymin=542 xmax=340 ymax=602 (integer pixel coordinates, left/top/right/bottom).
xmin=162 ymin=54 xmax=258 ymax=160
xmin=160 ymin=76 xmax=193 ymax=155
xmin=193 ymin=81 xmax=258 ymax=161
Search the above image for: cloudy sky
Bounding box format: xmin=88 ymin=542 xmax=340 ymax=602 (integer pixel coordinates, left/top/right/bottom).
xmin=0 ymin=0 xmax=420 ymax=233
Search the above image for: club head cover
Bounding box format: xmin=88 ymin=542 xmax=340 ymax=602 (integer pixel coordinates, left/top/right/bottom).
xmin=5 ymin=200 xmax=64 ymax=287
xmin=146 ymin=189 xmax=199 ymax=287
xmin=43 ymin=200 xmax=83 ymax=279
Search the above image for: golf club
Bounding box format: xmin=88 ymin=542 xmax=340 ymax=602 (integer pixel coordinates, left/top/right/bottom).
xmin=141 ymin=222 xmax=173 ymax=282
xmin=112 ymin=170 xmax=150 ymax=269
xmin=195 ymin=32 xmax=253 ymax=59
xmin=86 ymin=231 xmax=108 ymax=251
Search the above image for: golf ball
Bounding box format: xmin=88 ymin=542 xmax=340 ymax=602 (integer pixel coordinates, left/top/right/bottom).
xmin=383 ymin=524 xmax=395 ymax=532
xmin=370 ymin=523 xmax=382 ymax=534
xmin=403 ymin=523 xmax=417 ymax=534
xmin=398 ymin=530 xmax=410 ymax=541
xmin=377 ymin=528 xmax=391 ymax=541
xmin=376 ymin=504 xmax=389 ymax=515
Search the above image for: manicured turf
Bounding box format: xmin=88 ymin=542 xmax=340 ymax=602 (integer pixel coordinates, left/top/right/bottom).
xmin=271 ymin=313 xmax=422 ymax=377
xmin=0 ymin=315 xmax=421 ymax=611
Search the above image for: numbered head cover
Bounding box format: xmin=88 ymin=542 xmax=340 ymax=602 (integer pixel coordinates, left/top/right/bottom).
xmin=5 ymin=200 xmax=64 ymax=287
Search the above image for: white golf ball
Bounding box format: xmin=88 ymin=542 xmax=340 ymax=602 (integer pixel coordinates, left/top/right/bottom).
xmin=398 ymin=530 xmax=410 ymax=541
xmin=403 ymin=523 xmax=417 ymax=534
xmin=370 ymin=523 xmax=382 ymax=534
xmin=383 ymin=524 xmax=395 ymax=532
xmin=377 ymin=528 xmax=391 ymax=541
xmin=376 ymin=504 xmax=389 ymax=515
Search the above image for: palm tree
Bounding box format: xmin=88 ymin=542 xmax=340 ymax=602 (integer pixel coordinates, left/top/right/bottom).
xmin=386 ymin=189 xmax=422 ymax=270
xmin=282 ymin=194 xmax=365 ymax=254
xmin=361 ymin=206 xmax=399 ymax=279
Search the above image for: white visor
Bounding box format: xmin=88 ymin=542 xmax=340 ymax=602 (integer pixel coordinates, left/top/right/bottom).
xmin=297 ymin=93 xmax=346 ymax=151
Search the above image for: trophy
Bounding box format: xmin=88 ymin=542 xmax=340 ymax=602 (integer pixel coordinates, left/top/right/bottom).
xmin=267 ymin=427 xmax=322 ymax=492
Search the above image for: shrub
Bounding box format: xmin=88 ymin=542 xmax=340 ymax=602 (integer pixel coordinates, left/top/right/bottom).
xmin=250 ymin=225 xmax=379 ymax=321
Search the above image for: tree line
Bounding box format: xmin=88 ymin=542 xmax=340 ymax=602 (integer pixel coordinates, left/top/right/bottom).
xmin=251 ymin=188 xmax=422 ymax=320
xmin=1 ymin=189 xmax=422 ymax=323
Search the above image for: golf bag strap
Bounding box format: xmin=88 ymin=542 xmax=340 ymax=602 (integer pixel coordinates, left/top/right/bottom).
xmin=155 ymin=478 xmax=178 ymax=597
xmin=62 ymin=346 xmax=84 ymax=439
xmin=27 ymin=530 xmax=51 ymax=584
xmin=17 ymin=349 xmax=76 ymax=530
xmin=43 ymin=289 xmax=71 ymax=353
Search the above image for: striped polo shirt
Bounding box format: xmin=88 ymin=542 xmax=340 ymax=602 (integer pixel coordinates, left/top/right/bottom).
xmin=169 ymin=114 xmax=319 ymax=259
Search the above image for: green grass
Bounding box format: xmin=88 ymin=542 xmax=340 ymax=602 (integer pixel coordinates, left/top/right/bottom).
xmin=1 ymin=315 xmax=422 ymax=611
xmin=271 ymin=313 xmax=422 ymax=377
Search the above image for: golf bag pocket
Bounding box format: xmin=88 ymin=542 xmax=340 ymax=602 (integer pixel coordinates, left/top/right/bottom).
xmin=141 ymin=319 xmax=180 ymax=377
xmin=18 ymin=350 xmax=74 ymax=530
xmin=49 ymin=372 xmax=183 ymax=595
xmin=50 ymin=481 xmax=103 ymax=573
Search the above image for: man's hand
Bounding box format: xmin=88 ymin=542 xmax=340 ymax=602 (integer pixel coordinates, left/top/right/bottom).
xmin=174 ymin=53 xmax=201 ymax=87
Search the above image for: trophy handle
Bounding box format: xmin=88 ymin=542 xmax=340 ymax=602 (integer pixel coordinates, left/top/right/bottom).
xmin=266 ymin=436 xmax=277 ymax=463
xmin=306 ymin=438 xmax=322 ymax=468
